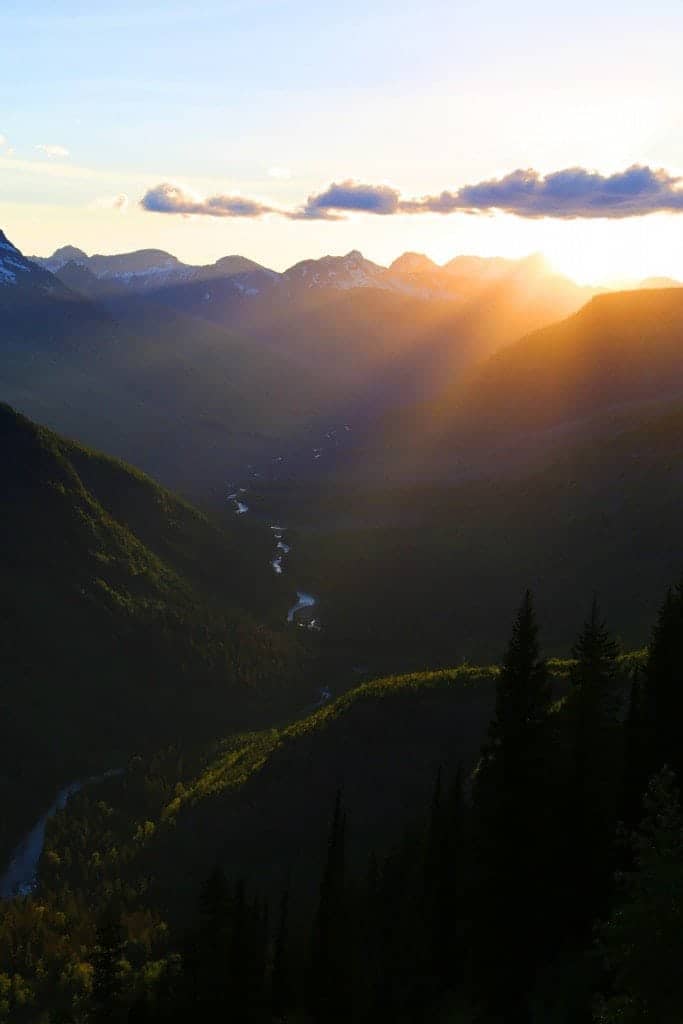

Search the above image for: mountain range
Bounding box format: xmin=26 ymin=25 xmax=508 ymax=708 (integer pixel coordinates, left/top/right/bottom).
xmin=0 ymin=232 xmax=603 ymax=496
xmin=2 ymin=224 xmax=683 ymax=1022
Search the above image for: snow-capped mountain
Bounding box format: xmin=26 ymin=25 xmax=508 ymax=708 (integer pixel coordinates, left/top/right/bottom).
xmin=0 ymin=230 xmax=54 ymax=288
xmin=32 ymin=246 xmax=276 ymax=295
xmin=282 ymin=250 xmax=393 ymax=292
xmin=0 ymin=229 xmax=119 ymax=363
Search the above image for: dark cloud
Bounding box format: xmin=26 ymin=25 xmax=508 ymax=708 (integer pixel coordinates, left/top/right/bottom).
xmin=400 ymin=166 xmax=683 ymax=219
xmin=140 ymin=182 xmax=274 ymax=218
xmin=293 ymin=180 xmax=401 ymax=220
xmin=141 ymin=166 xmax=683 ymax=223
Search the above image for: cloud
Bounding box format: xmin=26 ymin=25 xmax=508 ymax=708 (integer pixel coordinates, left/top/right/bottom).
xmin=36 ymin=143 xmax=70 ymax=159
xmin=293 ymin=179 xmax=401 ymax=220
xmin=140 ymin=182 xmax=274 ymax=217
xmin=0 ymin=134 xmax=6 ymax=148
xmin=400 ymin=165 xmax=683 ymax=219
xmin=139 ymin=165 xmax=683 ymax=223
xmin=91 ymin=193 xmax=129 ymax=212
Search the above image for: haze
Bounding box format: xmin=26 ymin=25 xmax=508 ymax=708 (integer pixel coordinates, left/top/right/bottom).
xmin=2 ymin=0 xmax=683 ymax=284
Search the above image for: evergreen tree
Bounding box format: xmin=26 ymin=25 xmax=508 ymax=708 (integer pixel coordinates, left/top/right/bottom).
xmin=180 ymin=865 xmax=231 ymax=1019
xmin=271 ymin=879 xmax=292 ymax=1022
xmin=89 ymin=902 xmax=124 ymax=1024
xmin=423 ymin=763 xmax=466 ymax=993
xmin=310 ymin=788 xmax=349 ymax=1024
xmin=620 ymin=673 xmax=649 ymax=830
xmin=470 ymin=591 xmax=551 ymax=1024
xmin=566 ymin=598 xmax=620 ymax=933
xmin=597 ymin=767 xmax=683 ymax=1022
xmin=230 ymin=880 xmax=268 ymax=1022
xmin=489 ymin=589 xmax=550 ymax=769
xmin=643 ymin=583 xmax=683 ymax=782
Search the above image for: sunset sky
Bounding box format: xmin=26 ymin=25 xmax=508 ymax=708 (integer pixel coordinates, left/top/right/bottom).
xmin=2 ymin=0 xmax=683 ymax=283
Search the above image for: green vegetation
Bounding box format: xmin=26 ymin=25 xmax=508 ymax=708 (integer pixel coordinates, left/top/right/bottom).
xmin=0 ymin=582 xmax=667 ymax=1022
xmin=0 ymin=404 xmax=308 ymax=866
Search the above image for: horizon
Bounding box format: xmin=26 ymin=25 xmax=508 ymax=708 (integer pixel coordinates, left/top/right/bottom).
xmin=3 ymin=1 xmax=683 ymax=286
xmin=8 ymin=229 xmax=683 ymax=292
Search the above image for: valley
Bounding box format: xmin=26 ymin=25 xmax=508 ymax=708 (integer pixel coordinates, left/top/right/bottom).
xmin=1 ymin=228 xmax=683 ymax=1022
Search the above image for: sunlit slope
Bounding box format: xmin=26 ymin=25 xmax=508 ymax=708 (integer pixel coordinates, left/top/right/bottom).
xmin=452 ymin=287 xmax=683 ymax=437
xmin=83 ymin=667 xmax=502 ymax=916
xmin=53 ymin=653 xmax=629 ymax=923
xmin=346 ymin=287 xmax=683 ymax=484
xmin=0 ymin=405 xmax=303 ymax=862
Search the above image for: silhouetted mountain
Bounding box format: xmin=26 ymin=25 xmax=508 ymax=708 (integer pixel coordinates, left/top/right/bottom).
xmin=32 ymin=244 xmax=276 ymax=297
xmin=451 ymin=287 xmax=683 ymax=441
xmin=0 ymin=230 xmax=111 ymax=352
xmin=5 ymin=233 xmax=601 ymax=496
xmin=638 ymin=275 xmax=682 ymax=289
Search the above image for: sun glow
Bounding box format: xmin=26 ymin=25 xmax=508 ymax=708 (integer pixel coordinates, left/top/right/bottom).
xmin=531 ymin=215 xmax=683 ymax=288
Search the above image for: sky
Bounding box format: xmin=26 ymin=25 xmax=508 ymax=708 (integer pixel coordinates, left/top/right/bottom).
xmin=1 ymin=0 xmax=683 ymax=284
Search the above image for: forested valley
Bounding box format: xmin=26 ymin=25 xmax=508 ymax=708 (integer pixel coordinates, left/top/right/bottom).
xmin=1 ymin=580 xmax=681 ymax=1023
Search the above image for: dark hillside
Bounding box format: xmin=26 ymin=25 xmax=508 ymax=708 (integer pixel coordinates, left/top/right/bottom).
xmin=0 ymin=405 xmax=306 ymax=863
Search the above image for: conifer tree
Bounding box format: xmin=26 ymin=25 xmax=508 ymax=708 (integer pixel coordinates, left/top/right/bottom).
xmin=271 ymin=879 xmax=292 ymax=1022
xmin=182 ymin=865 xmax=231 ymax=1019
xmin=423 ymin=763 xmax=466 ymax=992
xmin=620 ymin=673 xmax=649 ymax=830
xmin=310 ymin=788 xmax=349 ymax=1024
xmin=489 ymin=589 xmax=550 ymax=770
xmin=643 ymin=583 xmax=683 ymax=782
xmin=470 ymin=591 xmax=551 ymax=1024
xmin=89 ymin=902 xmax=124 ymax=1024
xmin=566 ymin=598 xmax=620 ymax=934
xmin=597 ymin=767 xmax=683 ymax=1022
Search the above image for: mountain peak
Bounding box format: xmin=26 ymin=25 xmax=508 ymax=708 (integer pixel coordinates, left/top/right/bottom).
xmin=52 ymin=245 xmax=88 ymax=262
xmin=390 ymin=251 xmax=438 ymax=275
xmin=0 ymin=229 xmax=40 ymax=286
xmin=212 ymin=254 xmax=269 ymax=276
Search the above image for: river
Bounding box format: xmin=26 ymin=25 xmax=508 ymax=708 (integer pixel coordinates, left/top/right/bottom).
xmin=287 ymin=591 xmax=317 ymax=623
xmin=0 ymin=769 xmax=123 ymax=900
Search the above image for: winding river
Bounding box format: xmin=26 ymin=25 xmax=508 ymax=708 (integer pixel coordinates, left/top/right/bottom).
xmin=287 ymin=591 xmax=317 ymax=623
xmin=4 ymin=426 xmax=353 ymax=901
xmin=0 ymin=769 xmax=123 ymax=900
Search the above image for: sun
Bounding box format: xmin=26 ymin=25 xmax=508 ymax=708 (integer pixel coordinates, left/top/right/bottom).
xmin=541 ymin=215 xmax=683 ymax=287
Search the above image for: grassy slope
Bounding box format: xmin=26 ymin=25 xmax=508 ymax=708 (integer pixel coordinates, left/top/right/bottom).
xmin=42 ymin=652 xmax=638 ymax=929
xmin=60 ymin=662 xmax=577 ymax=924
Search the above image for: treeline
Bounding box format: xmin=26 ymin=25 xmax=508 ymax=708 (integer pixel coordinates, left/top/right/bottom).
xmin=2 ymin=584 xmax=683 ymax=1021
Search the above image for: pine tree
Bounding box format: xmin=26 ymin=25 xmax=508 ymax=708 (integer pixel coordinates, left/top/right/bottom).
xmin=310 ymin=788 xmax=349 ymax=1024
xmin=489 ymin=589 xmax=550 ymax=770
xmin=423 ymin=763 xmax=465 ymax=992
xmin=181 ymin=865 xmax=231 ymax=1019
xmin=566 ymin=598 xmax=620 ymax=930
xmin=89 ymin=902 xmax=124 ymax=1024
xmin=271 ymin=879 xmax=292 ymax=1022
xmin=597 ymin=767 xmax=683 ymax=1022
xmin=470 ymin=591 xmax=551 ymax=1024
xmin=643 ymin=583 xmax=683 ymax=782
xmin=620 ymin=673 xmax=649 ymax=830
